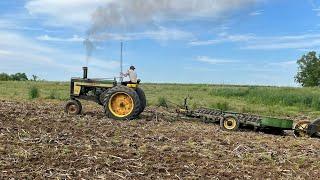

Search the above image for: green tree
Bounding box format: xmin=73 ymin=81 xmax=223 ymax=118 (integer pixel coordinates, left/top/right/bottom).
xmin=0 ymin=73 xmax=11 ymax=81
xmin=295 ymin=51 xmax=320 ymax=87
xmin=10 ymin=73 xmax=28 ymax=81
xmin=32 ymin=75 xmax=38 ymax=81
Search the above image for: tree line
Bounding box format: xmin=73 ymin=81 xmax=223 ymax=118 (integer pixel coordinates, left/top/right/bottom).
xmin=0 ymin=72 xmax=38 ymax=81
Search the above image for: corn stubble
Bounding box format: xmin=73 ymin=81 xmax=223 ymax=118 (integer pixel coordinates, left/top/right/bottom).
xmin=0 ymin=100 xmax=319 ymax=179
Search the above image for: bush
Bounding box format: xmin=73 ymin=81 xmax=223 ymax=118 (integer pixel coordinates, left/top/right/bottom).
xmin=157 ymin=97 xmax=168 ymax=108
xmin=215 ymin=102 xmax=229 ymax=111
xmin=29 ymin=86 xmax=39 ymax=99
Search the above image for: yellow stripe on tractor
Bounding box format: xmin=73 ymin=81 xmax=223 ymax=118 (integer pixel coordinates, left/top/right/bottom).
xmin=73 ymin=82 xmax=114 ymax=96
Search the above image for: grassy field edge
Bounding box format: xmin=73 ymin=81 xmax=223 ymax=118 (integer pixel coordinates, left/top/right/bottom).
xmin=1 ymin=81 xmax=320 ymax=118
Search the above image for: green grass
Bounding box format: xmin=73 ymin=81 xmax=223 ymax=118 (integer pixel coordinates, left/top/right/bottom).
xmin=1 ymin=81 xmax=320 ymax=118
xmin=0 ymin=81 xmax=69 ymax=101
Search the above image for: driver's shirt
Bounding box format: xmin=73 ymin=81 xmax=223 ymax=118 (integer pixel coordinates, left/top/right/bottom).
xmin=128 ymin=69 xmax=137 ymax=83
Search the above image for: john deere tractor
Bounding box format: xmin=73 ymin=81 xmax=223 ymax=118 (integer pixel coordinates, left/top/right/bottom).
xmin=64 ymin=67 xmax=146 ymax=120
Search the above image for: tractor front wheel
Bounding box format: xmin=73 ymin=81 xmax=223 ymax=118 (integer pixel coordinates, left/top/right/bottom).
xmin=102 ymin=86 xmax=141 ymax=120
xmin=65 ymin=99 xmax=82 ymax=115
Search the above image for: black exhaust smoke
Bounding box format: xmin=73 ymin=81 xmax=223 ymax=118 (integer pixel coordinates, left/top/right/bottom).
xmin=83 ymin=67 xmax=88 ymax=79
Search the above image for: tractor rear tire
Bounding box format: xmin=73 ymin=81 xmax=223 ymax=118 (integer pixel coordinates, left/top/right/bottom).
xmin=99 ymin=90 xmax=110 ymax=105
xmin=308 ymin=118 xmax=320 ymax=137
xmin=65 ymin=99 xmax=82 ymax=115
xmin=136 ymin=87 xmax=146 ymax=114
xmin=101 ymin=85 xmax=141 ymax=120
xmin=220 ymin=115 xmax=240 ymax=131
xmin=313 ymin=119 xmax=320 ymax=137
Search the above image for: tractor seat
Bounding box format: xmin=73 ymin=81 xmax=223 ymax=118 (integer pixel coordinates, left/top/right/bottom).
xmin=121 ymin=79 xmax=141 ymax=86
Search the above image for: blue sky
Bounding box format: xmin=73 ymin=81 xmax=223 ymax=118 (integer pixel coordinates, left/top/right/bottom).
xmin=0 ymin=0 xmax=320 ymax=86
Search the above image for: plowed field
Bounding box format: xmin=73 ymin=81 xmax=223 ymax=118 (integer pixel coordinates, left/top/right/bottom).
xmin=0 ymin=100 xmax=319 ymax=179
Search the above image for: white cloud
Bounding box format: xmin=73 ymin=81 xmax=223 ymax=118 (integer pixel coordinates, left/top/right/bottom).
xmin=94 ymin=27 xmax=193 ymax=41
xmin=218 ymin=32 xmax=255 ymax=41
xmin=244 ymin=33 xmax=320 ymax=50
xmin=312 ymin=8 xmax=320 ymax=16
xmin=189 ymin=39 xmax=222 ymax=46
xmin=137 ymin=28 xmax=193 ymax=41
xmin=37 ymin=34 xmax=84 ymax=42
xmin=0 ymin=31 xmax=119 ymax=80
xmin=189 ymin=33 xmax=254 ymax=46
xmin=268 ymin=61 xmax=296 ymax=68
xmin=190 ymin=32 xmax=320 ymax=50
xmin=25 ymin=0 xmax=113 ymax=27
xmin=36 ymin=27 xmax=193 ymax=43
xmin=89 ymin=57 xmax=119 ymax=69
xmin=25 ymin=0 xmax=259 ymax=32
xmin=89 ymin=0 xmax=259 ymax=34
xmin=249 ymin=10 xmax=264 ymax=16
xmin=0 ymin=50 xmax=13 ymax=56
xmin=196 ymin=56 xmax=235 ymax=64
xmin=0 ymin=31 xmax=54 ymax=53
xmin=194 ymin=56 xmax=296 ymax=72
xmin=298 ymin=48 xmax=320 ymax=52
xmin=0 ymin=19 xmax=44 ymax=31
xmin=0 ymin=19 xmax=17 ymax=29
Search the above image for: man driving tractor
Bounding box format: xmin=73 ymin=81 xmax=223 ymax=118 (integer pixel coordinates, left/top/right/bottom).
xmin=121 ymin=65 xmax=138 ymax=84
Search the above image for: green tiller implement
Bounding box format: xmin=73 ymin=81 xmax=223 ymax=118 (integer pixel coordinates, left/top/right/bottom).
xmin=176 ymin=98 xmax=320 ymax=138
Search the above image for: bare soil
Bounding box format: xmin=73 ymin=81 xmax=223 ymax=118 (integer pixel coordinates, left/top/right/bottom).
xmin=0 ymin=100 xmax=319 ymax=179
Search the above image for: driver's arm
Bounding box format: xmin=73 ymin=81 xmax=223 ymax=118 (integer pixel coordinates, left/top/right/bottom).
xmin=121 ymin=71 xmax=129 ymax=77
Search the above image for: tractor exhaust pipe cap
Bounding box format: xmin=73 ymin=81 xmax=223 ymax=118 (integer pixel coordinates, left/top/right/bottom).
xmin=83 ymin=67 xmax=88 ymax=79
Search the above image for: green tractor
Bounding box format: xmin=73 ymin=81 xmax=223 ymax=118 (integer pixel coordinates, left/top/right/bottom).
xmin=64 ymin=67 xmax=146 ymax=120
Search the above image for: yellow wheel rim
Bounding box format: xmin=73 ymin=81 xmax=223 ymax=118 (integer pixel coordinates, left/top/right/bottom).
xmin=294 ymin=121 xmax=310 ymax=137
xmin=224 ymin=117 xmax=237 ymax=130
xmin=108 ymin=92 xmax=134 ymax=118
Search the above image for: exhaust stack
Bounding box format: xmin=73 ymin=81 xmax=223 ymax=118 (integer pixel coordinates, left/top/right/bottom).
xmin=83 ymin=67 xmax=88 ymax=79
